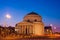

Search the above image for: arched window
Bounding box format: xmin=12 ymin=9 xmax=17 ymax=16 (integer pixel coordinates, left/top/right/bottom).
xmin=27 ymin=20 xmax=30 ymax=22
xmin=34 ymin=19 xmax=37 ymax=22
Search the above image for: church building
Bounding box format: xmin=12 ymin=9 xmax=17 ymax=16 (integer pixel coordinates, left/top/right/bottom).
xmin=15 ymin=12 xmax=44 ymax=35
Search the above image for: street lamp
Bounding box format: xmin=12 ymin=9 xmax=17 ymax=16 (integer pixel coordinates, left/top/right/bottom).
xmin=54 ymin=27 xmax=56 ymax=30
xmin=54 ymin=27 xmax=56 ymax=32
xmin=49 ymin=24 xmax=53 ymax=27
xmin=4 ymin=14 xmax=11 ymax=27
xmin=54 ymin=27 xmax=56 ymax=33
xmin=54 ymin=27 xmax=56 ymax=37
xmin=6 ymin=14 xmax=11 ymax=19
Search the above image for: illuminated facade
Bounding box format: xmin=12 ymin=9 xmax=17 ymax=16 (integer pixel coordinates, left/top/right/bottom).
xmin=15 ymin=12 xmax=44 ymax=35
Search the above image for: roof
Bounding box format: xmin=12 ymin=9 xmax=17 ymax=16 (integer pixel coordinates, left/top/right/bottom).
xmin=16 ymin=21 xmax=33 ymax=25
xmin=44 ymin=26 xmax=52 ymax=29
xmin=27 ymin=12 xmax=39 ymax=15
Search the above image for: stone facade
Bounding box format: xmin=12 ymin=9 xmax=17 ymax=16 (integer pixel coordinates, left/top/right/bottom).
xmin=15 ymin=12 xmax=44 ymax=35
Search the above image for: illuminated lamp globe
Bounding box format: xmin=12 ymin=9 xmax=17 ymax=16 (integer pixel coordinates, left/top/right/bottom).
xmin=6 ymin=14 xmax=11 ymax=19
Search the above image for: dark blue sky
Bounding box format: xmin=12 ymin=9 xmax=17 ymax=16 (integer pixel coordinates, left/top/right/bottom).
xmin=0 ymin=0 xmax=60 ymax=32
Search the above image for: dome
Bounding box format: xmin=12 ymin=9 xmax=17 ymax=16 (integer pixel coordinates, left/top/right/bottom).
xmin=27 ymin=12 xmax=39 ymax=15
xmin=23 ymin=12 xmax=42 ymax=22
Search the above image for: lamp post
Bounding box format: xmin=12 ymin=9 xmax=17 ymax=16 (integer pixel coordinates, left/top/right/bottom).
xmin=54 ymin=27 xmax=56 ymax=33
xmin=5 ymin=14 xmax=11 ymax=27
xmin=49 ymin=24 xmax=53 ymax=27
xmin=6 ymin=14 xmax=11 ymax=19
xmin=54 ymin=27 xmax=56 ymax=37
